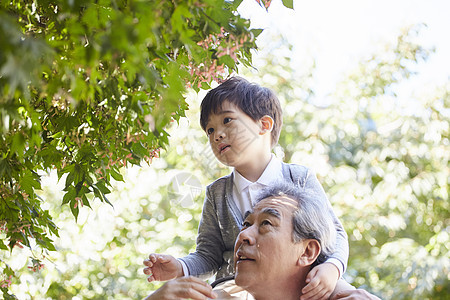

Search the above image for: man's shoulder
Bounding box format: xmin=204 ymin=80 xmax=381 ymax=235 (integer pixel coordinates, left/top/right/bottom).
xmin=213 ymin=279 xmax=254 ymax=300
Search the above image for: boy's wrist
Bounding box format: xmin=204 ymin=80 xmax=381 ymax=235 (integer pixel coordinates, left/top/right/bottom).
xmin=323 ymin=262 xmax=340 ymax=282
xmin=177 ymin=259 xmax=187 ymax=277
xmin=324 ymin=258 xmax=343 ymax=279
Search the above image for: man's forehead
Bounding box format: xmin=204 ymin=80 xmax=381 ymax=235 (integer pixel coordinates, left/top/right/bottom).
xmin=250 ymin=195 xmax=298 ymax=217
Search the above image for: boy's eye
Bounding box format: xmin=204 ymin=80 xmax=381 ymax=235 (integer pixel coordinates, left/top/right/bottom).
xmin=207 ymin=128 xmax=214 ymax=135
xmin=223 ymin=117 xmax=232 ymax=124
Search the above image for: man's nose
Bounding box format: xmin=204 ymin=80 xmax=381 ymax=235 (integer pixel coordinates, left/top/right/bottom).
xmin=237 ymin=226 xmax=256 ymax=245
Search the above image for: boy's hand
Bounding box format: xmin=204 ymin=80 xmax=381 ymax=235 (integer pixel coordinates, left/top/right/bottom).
xmin=143 ymin=253 xmax=184 ymax=282
xmin=300 ymin=262 xmax=339 ymax=300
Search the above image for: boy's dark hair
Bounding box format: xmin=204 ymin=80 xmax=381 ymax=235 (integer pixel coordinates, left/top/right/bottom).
xmin=200 ymin=76 xmax=283 ymax=148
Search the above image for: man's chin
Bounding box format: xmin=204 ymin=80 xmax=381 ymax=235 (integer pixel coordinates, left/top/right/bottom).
xmin=234 ymin=269 xmax=253 ymax=289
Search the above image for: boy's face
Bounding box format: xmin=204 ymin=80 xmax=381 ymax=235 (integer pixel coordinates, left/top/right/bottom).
xmin=204 ymin=101 xmax=265 ymax=170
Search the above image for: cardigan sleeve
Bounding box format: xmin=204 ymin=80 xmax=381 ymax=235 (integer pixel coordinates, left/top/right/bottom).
xmin=178 ymin=186 xmax=226 ymax=279
xmin=303 ymin=168 xmax=349 ymax=275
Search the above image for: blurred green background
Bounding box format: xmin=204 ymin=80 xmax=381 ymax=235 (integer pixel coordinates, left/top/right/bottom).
xmin=6 ymin=25 xmax=449 ymax=299
xmin=1 ymin=1 xmax=449 ymax=299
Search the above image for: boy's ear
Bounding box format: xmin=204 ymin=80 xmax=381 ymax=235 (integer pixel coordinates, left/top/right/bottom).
xmin=297 ymin=239 xmax=321 ymax=266
xmin=259 ymin=115 xmax=274 ymax=135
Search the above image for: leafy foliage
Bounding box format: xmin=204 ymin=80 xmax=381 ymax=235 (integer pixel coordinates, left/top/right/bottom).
xmin=6 ymin=90 xmax=230 ymax=299
xmin=1 ymin=1 xmax=448 ymax=299
xmin=0 ymin=0 xmax=263 ymax=297
xmin=8 ymin=24 xmax=447 ymax=299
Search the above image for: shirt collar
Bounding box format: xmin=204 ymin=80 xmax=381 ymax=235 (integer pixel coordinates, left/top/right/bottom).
xmin=233 ymin=154 xmax=283 ymax=192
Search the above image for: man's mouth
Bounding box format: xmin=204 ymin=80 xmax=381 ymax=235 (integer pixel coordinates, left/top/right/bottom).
xmin=236 ymin=250 xmax=255 ymax=262
xmin=237 ymin=255 xmax=254 ymax=261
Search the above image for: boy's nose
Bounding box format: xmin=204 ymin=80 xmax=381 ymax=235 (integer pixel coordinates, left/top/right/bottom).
xmin=214 ymin=130 xmax=225 ymax=141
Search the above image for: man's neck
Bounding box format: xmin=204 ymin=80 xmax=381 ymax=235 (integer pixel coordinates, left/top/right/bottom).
xmin=249 ymin=274 xmax=307 ymax=300
xmin=251 ymin=286 xmax=303 ymax=300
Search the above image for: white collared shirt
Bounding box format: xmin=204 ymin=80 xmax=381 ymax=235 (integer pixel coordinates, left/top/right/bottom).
xmin=232 ymin=154 xmax=284 ymax=218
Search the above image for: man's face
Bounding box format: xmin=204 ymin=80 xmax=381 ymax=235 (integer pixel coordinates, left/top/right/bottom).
xmin=233 ymin=196 xmax=307 ymax=294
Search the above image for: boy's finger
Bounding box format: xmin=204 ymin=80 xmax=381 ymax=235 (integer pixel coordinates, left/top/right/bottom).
xmin=143 ymin=267 xmax=152 ymax=275
xmin=157 ymin=255 xmax=170 ymax=263
xmin=158 ymin=254 xmax=175 ymax=264
xmin=143 ymin=259 xmax=153 ymax=267
xmin=304 ymin=269 xmax=316 ymax=283
xmin=310 ymin=288 xmax=327 ymax=300
xmin=149 ymin=254 xmax=158 ymax=263
xmin=301 ymin=277 xmax=320 ymax=293
xmin=300 ymin=284 xmax=323 ymax=300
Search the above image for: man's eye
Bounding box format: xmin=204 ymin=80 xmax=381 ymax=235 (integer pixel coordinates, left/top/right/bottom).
xmin=223 ymin=117 xmax=232 ymax=124
xmin=261 ymin=220 xmax=272 ymax=226
xmin=242 ymin=221 xmax=251 ymax=228
xmin=207 ymin=128 xmax=214 ymax=135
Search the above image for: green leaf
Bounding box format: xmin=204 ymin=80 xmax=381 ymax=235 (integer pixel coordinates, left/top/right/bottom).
xmin=0 ymin=239 xmax=8 ymax=250
xmin=219 ymin=54 xmax=236 ymax=69
xmin=10 ymin=132 xmax=26 ymax=158
xmin=65 ymin=171 xmax=75 ymax=189
xmin=282 ymin=0 xmax=294 ymax=9
xmin=69 ymin=199 xmax=79 ymax=220
xmin=95 ymin=180 xmax=111 ymax=194
xmin=131 ymin=142 xmax=149 ymax=159
xmin=19 ymin=170 xmax=41 ymax=195
xmin=92 ymin=181 xmax=113 ymax=206
xmin=58 ymin=164 xmax=74 ymax=181
xmin=110 ymin=168 xmax=124 ymax=181
xmin=41 ymin=236 xmax=56 ymax=251
xmin=62 ymin=186 xmax=76 ymax=205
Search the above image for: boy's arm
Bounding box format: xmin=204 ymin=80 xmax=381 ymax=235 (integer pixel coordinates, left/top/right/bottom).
xmin=178 ymin=187 xmax=226 ymax=279
xmin=304 ymin=170 xmax=349 ymax=275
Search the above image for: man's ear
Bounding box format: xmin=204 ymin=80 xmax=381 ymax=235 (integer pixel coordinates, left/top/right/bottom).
xmin=259 ymin=115 xmax=274 ymax=135
xmin=297 ymin=239 xmax=321 ymax=266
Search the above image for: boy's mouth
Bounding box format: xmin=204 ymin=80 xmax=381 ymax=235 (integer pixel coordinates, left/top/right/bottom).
xmin=219 ymin=144 xmax=231 ymax=154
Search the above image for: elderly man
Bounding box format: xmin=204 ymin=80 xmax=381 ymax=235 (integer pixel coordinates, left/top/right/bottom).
xmin=145 ymin=183 xmax=379 ymax=299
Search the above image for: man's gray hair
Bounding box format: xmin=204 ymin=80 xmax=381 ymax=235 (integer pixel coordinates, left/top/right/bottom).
xmin=256 ymin=182 xmax=336 ymax=264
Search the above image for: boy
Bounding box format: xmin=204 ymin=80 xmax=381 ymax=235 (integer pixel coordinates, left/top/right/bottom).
xmin=143 ymin=77 xmax=349 ymax=299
